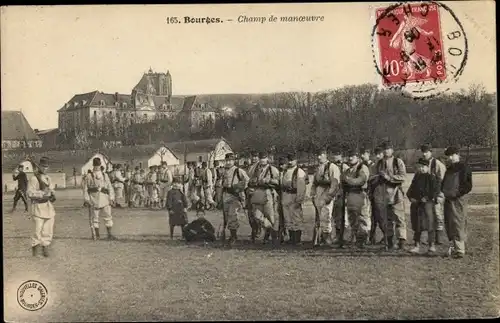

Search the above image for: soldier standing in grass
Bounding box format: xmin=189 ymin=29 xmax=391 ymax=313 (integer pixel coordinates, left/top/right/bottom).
xmin=332 ymin=150 xmax=350 ymax=245
xmin=11 ymin=164 xmax=29 ymax=213
xmin=372 ymin=141 xmax=407 ymax=250
xmin=420 ymin=143 xmax=447 ymax=245
xmin=221 ymin=153 xmax=249 ymax=247
xmin=124 ymin=165 xmax=133 ymax=207
xmin=341 ymin=150 xmax=371 ymax=248
xmin=27 ymin=157 xmax=56 ymax=257
xmin=158 ymin=161 xmax=174 ymax=208
xmin=214 ymin=160 xmax=225 ymax=209
xmin=246 ymin=152 xmax=261 ymax=242
xmin=200 ymin=161 xmax=217 ymax=210
xmin=166 ymin=177 xmax=189 ymax=240
xmin=144 ymin=166 xmax=157 ymax=208
xmin=280 ymin=152 xmax=307 ymax=246
xmin=407 ymin=158 xmax=441 ymax=254
xmin=367 ymin=147 xmax=387 ymax=244
xmin=247 ymin=152 xmax=280 ymax=246
xmin=83 ymin=158 xmax=117 ymax=240
xmin=441 ymin=146 xmax=473 ymax=258
xmin=111 ymin=164 xmax=127 ymax=208
xmin=311 ymin=148 xmax=340 ymax=247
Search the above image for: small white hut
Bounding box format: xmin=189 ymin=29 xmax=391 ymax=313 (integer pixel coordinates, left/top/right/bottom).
xmin=15 ymin=160 xmax=36 ymax=173
xmin=147 ymin=146 xmax=180 ymax=168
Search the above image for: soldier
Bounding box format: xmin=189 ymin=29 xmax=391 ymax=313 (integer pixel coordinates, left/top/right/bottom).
xmin=214 ymin=160 xmax=225 ymax=209
xmin=191 ymin=162 xmax=205 ymax=210
xmin=420 ymin=143 xmax=447 ymax=245
xmin=332 ymin=150 xmax=350 ymax=245
xmin=158 ymin=161 xmax=174 ymax=208
xmin=11 ymin=164 xmax=29 ymax=213
xmin=276 ymin=156 xmax=288 ymax=244
xmin=368 ymin=147 xmax=386 ymax=244
xmin=111 ymin=164 xmax=126 ymax=208
xmin=130 ymin=166 xmax=145 ymax=207
xmin=442 ymin=146 xmax=472 ymax=258
xmin=341 ymin=150 xmax=371 ymax=248
xmin=27 ymin=157 xmax=56 ymax=257
xmin=247 ymin=152 xmax=280 ymax=246
xmin=246 ymin=151 xmax=262 ymax=243
xmin=144 ymin=166 xmax=157 ymax=208
xmin=221 ymin=153 xmax=249 ymax=247
xmin=83 ymin=158 xmax=116 ymax=240
xmin=372 ymin=141 xmax=407 ymax=250
xmin=311 ymin=148 xmax=341 ymax=247
xmin=280 ymin=152 xmax=307 ymax=245
xmin=200 ymin=161 xmax=217 ymax=210
xmin=124 ymin=165 xmax=133 ymax=207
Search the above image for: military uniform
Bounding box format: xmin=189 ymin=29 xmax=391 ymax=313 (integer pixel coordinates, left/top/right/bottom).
xmin=221 ymin=153 xmax=249 ymax=246
xmin=372 ymin=142 xmax=407 ymax=249
xmin=341 ymin=153 xmax=371 ymax=248
xmin=246 ymin=157 xmax=261 ymax=242
xmin=280 ymin=153 xmax=307 ymax=245
xmin=27 ymin=157 xmax=56 ymax=257
xmin=214 ymin=165 xmax=225 ymax=209
xmin=144 ymin=167 xmax=157 ymax=207
xmin=124 ymin=168 xmax=133 ymax=207
xmin=247 ymin=153 xmax=280 ymax=245
xmin=131 ymin=168 xmax=145 ymax=207
xmin=332 ymin=158 xmax=350 ymax=244
xmin=311 ymin=159 xmax=341 ymax=246
xmin=111 ymin=166 xmax=126 ymax=207
xmin=200 ymin=164 xmax=217 ymax=209
xmin=83 ymin=158 xmax=116 ymax=240
xmin=158 ymin=163 xmax=173 ymax=208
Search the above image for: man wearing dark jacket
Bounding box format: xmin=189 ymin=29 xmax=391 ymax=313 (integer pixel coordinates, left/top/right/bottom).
xmin=441 ymin=146 xmax=473 ymax=258
xmin=12 ymin=165 xmax=29 ymax=213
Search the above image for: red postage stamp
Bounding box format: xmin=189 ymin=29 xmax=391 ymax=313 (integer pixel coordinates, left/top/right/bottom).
xmin=374 ymin=3 xmax=446 ymax=86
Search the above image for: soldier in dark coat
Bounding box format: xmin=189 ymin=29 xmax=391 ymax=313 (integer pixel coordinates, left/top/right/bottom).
xmin=183 ymin=217 xmax=216 ymax=242
xmin=165 ymin=178 xmax=189 ymax=239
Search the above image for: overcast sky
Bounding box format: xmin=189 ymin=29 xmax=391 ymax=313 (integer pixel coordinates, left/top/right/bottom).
xmin=1 ymin=2 xmax=496 ymax=130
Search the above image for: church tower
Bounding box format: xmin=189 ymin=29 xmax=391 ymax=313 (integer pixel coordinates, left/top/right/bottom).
xmin=159 ymin=70 xmax=172 ymax=99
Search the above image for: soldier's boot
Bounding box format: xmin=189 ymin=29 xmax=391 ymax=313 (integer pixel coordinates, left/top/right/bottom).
xmin=320 ymin=232 xmax=330 ymax=246
xmin=32 ymin=245 xmax=40 ymax=257
xmin=262 ymin=229 xmax=271 ymax=245
xmin=332 ymin=229 xmax=342 ymax=245
xmin=435 ymin=230 xmax=442 ymax=245
xmin=250 ymin=227 xmax=257 ymax=244
xmin=387 ymin=236 xmax=395 ymax=250
xmin=397 ymin=238 xmax=406 ymax=251
xmin=368 ymin=231 xmax=376 ymax=245
xmin=279 ymin=229 xmax=285 ymax=244
xmin=287 ymin=230 xmax=294 ymax=244
xmin=356 ymin=234 xmax=366 ymax=249
xmin=296 ymin=230 xmax=303 ymax=246
xmin=95 ymin=228 xmax=100 ymax=240
xmin=106 ymin=227 xmax=117 ymax=240
xmin=410 ymin=242 xmax=420 ymax=254
xmin=220 ymin=229 xmax=226 ymax=243
xmin=271 ymin=230 xmax=279 ymax=248
xmin=228 ymin=229 xmax=237 ymax=247
xmin=42 ymin=246 xmax=49 ymax=257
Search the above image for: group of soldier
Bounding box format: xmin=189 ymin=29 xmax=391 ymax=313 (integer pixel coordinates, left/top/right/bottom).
xmin=12 ymin=141 xmax=472 ymax=260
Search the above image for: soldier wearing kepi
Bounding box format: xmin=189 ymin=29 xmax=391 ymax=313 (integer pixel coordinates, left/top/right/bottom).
xmin=442 ymin=146 xmax=472 ymax=258
xmin=332 ymin=149 xmax=350 ymax=245
xmin=311 ymin=148 xmax=341 ymax=247
xmin=158 ymin=161 xmax=174 ymax=208
xmin=280 ymin=152 xmax=307 ymax=245
xmin=247 ymin=152 xmax=280 ymax=246
xmin=112 ymin=164 xmax=127 ymax=208
xmin=221 ymin=153 xmax=249 ymax=247
xmin=245 ymin=152 xmax=261 ymax=242
xmin=341 ymin=150 xmax=371 ymax=248
xmin=372 ymin=141 xmax=407 ymax=250
xmin=368 ymin=147 xmax=386 ymax=244
xmin=27 ymin=157 xmax=56 ymax=257
xmin=200 ymin=161 xmax=217 ymax=210
xmin=420 ymin=143 xmax=447 ymax=245
xmin=214 ymin=161 xmax=225 ymax=209
xmin=83 ymin=158 xmax=117 ymax=240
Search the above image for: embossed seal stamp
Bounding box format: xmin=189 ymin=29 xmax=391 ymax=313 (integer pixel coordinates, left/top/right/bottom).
xmin=17 ymin=280 xmax=48 ymax=311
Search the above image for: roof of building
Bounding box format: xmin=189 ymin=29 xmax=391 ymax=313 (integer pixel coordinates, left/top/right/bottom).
xmin=165 ymin=137 xmax=229 ymax=156
xmin=1 ymin=111 xmax=41 ymax=141
xmin=35 ymin=128 xmax=58 ymax=135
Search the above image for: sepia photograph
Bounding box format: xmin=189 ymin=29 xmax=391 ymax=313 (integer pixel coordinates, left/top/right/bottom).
xmin=1 ymin=2 xmax=498 ymax=321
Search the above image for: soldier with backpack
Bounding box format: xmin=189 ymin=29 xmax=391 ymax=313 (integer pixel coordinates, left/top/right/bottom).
xmin=331 ymin=149 xmax=350 ymax=246
xmin=368 ymin=147 xmax=386 ymax=244
xmin=341 ymin=150 xmax=371 ymax=248
xmin=372 ymin=141 xmax=408 ymax=250
xmin=280 ymin=152 xmax=308 ymax=246
xmin=420 ymin=143 xmax=447 ymax=244
xmin=311 ymin=148 xmax=341 ymax=247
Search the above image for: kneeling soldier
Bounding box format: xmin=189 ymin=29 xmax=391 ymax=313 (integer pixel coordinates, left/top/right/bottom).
xmin=341 ymin=150 xmax=371 ymax=248
xmin=83 ymin=158 xmax=117 ymax=240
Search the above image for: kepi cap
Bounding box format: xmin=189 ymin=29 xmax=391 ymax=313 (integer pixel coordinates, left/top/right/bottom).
xmin=444 ymin=146 xmax=459 ymax=156
xmin=258 ymin=151 xmax=268 ymax=159
xmin=286 ymin=152 xmax=297 ymax=161
xmin=225 ymin=153 xmax=235 ymax=160
xmin=420 ymin=143 xmax=432 ymax=152
xmin=39 ymin=157 xmax=49 ymax=167
xmin=417 ymin=157 xmax=430 ymax=166
xmin=93 ymin=158 xmax=101 ymax=167
xmin=380 ymin=141 xmax=394 ymax=150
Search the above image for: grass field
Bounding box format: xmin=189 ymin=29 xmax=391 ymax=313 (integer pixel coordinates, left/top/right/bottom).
xmin=3 ymin=189 xmax=499 ymax=321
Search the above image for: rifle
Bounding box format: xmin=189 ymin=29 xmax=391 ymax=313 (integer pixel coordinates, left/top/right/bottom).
xmin=339 ymin=163 xmax=346 ymax=249
xmin=89 ymin=203 xmax=96 ymax=240
xmin=313 ymin=199 xmax=320 ymax=246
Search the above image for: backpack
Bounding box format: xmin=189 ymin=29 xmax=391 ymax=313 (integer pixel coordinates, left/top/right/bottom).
xmin=430 ymin=158 xmax=437 ymax=176
xmin=376 ymin=157 xmax=403 ymax=174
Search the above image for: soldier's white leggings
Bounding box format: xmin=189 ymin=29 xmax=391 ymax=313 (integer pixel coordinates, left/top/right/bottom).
xmin=92 ymin=205 xmax=113 ymax=228
xmin=281 ymin=192 xmax=304 ymax=231
xmin=32 ymin=216 xmax=54 ymax=247
xmin=313 ymin=187 xmax=334 ymax=233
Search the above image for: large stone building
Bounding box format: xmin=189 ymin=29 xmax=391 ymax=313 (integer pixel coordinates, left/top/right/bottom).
xmin=57 ymin=68 xmax=217 ymax=136
xmin=1 ymin=111 xmax=42 ymax=150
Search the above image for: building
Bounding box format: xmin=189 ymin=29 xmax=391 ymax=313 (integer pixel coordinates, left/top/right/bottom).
xmin=35 ymin=128 xmax=59 ymax=150
xmin=165 ymin=137 xmax=233 ymax=168
xmin=57 ymin=68 xmax=218 ymax=140
xmin=1 ymin=111 xmax=42 ymax=150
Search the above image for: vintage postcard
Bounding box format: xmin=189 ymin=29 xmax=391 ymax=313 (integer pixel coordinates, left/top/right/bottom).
xmin=1 ymin=2 xmax=498 ymax=321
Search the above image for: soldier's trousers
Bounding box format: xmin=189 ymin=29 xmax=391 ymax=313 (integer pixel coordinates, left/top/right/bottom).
xmin=410 ymin=201 xmax=436 ymax=244
xmin=32 ymin=215 xmax=54 ymax=247
xmin=370 ymin=196 xmax=385 ymax=236
xmin=222 ymin=192 xmax=243 ymax=231
xmin=13 ymin=189 xmax=28 ymax=211
xmin=313 ymin=187 xmax=334 ymax=234
xmin=191 ymin=186 xmax=204 ymax=204
xmin=281 ymin=192 xmax=304 ymax=231
xmin=114 ymin=186 xmax=125 ymax=205
xmin=215 ymin=186 xmax=223 ymax=208
xmin=91 ymin=205 xmax=113 ymax=228
xmin=131 ymin=185 xmax=144 ymax=206
xmin=333 ymin=198 xmax=350 ymax=232
xmin=444 ymin=197 xmax=467 ymax=255
xmin=159 ymin=183 xmax=171 ymax=204
xmin=373 ymin=200 xmax=407 ymax=240
xmin=346 ymin=192 xmax=371 ymax=240
xmin=435 ymin=195 xmax=445 ymax=231
xmin=203 ymin=186 xmax=216 ymax=206
xmin=251 ymin=190 xmax=278 ymax=231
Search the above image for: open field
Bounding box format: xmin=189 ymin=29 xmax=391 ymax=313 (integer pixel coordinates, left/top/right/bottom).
xmin=3 ymin=189 xmax=499 ymax=321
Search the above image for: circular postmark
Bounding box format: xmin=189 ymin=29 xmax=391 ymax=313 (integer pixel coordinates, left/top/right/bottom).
xmin=371 ymin=1 xmax=468 ymax=99
xmin=17 ymin=280 xmax=48 ymax=311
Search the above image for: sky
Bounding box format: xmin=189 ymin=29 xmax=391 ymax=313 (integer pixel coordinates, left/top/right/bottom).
xmin=1 ymin=2 xmax=496 ymax=130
